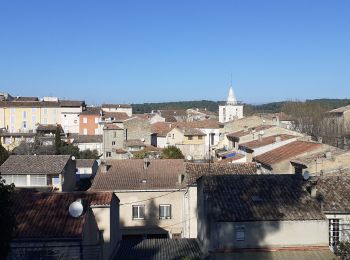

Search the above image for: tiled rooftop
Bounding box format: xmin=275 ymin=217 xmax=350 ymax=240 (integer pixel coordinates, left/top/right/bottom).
xmin=226 ymin=125 xmax=275 ymax=138
xmin=185 ymin=162 xmax=257 ymax=185
xmin=115 ymin=239 xmax=203 ymax=260
xmin=103 ymin=112 xmax=129 ymax=121
xmin=239 ymin=134 xmax=296 ymax=150
xmin=254 ymin=141 xmax=323 ymax=166
xmin=90 ymin=159 xmax=185 ymax=191
xmin=202 ymin=174 xmax=325 ymax=222
xmin=102 ymin=103 xmax=132 ymax=109
xmin=0 ymin=155 xmax=71 ymax=175
xmin=73 ymin=135 xmax=103 ymax=143
xmin=12 ymin=191 xmax=112 ymax=239
xmin=76 ymin=159 xmax=97 ymax=168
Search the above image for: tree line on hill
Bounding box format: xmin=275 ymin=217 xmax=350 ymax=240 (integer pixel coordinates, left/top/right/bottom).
xmin=132 ymin=98 xmax=350 ymax=115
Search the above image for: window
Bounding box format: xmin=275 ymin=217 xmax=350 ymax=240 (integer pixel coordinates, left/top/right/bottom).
xmin=83 ymin=128 xmax=88 ymax=135
xmin=43 ymin=108 xmax=48 ymax=115
xmin=2 ymin=175 xmax=27 ymax=186
xmin=22 ymin=111 xmax=27 ymax=119
xmin=329 ymin=219 xmax=340 ymax=248
xmin=74 ymin=119 xmax=78 ymax=124
xmin=210 ymin=133 xmax=215 ymax=145
xmin=32 ymin=108 xmax=36 ymax=113
xmin=83 ymin=117 xmax=88 ymax=124
xmin=159 ymin=204 xmax=171 ymax=219
xmin=198 ymin=136 xmax=203 ymax=140
xmin=32 ymin=116 xmax=36 ymax=125
xmin=52 ymin=176 xmax=60 ymax=185
xmin=235 ymin=226 xmax=245 ymax=241
xmin=112 ymin=141 xmax=116 ymax=146
xmin=106 ymin=152 xmax=112 ymax=158
xmin=43 ymin=118 xmax=47 ymax=124
xmin=22 ymin=121 xmax=27 ymax=129
xmin=172 ymin=134 xmax=174 ymax=139
xmin=95 ymin=117 xmax=99 ymax=124
xmin=30 ymin=175 xmax=47 ymax=186
xmin=188 ymin=136 xmax=193 ymax=140
xmin=132 ymin=205 xmax=145 ymax=219
xmin=94 ymin=128 xmax=99 ymax=135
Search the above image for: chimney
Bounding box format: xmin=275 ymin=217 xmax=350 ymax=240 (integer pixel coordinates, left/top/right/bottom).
xmin=143 ymin=158 xmax=150 ymax=169
xmin=258 ymin=134 xmax=263 ymax=142
xmin=310 ymin=186 xmax=317 ymax=198
xmin=100 ymin=163 xmax=109 ymax=173
xmin=317 ymin=137 xmax=323 ymax=143
xmin=325 ymin=151 xmax=332 ymax=159
xmin=275 ymin=136 xmax=281 ymax=142
xmin=178 ymin=173 xmax=185 ymax=184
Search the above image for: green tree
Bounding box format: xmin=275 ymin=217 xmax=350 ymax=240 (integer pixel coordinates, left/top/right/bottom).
xmin=161 ymin=146 xmax=184 ymax=159
xmin=79 ymin=149 xmax=100 ymax=159
xmin=59 ymin=144 xmax=80 ymax=158
xmin=0 ymin=140 xmax=9 ymax=165
xmin=55 ymin=126 xmax=62 ymax=155
xmin=0 ymin=176 xmax=16 ymax=259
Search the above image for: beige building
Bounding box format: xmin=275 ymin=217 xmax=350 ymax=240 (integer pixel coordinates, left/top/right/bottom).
xmin=0 ymin=155 xmax=76 ymax=191
xmin=254 ymin=141 xmax=328 ymax=174
xmin=90 ymin=159 xmax=198 ymax=239
xmin=167 ymin=127 xmax=206 ymax=160
xmin=197 ymin=174 xmax=333 ymax=258
xmin=8 ymin=191 xmax=120 ymax=260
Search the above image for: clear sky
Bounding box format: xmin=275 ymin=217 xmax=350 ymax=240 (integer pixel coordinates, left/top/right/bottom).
xmin=0 ymin=1 xmax=349 ymax=104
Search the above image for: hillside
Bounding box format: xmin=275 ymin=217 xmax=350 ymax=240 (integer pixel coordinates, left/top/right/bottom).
xmin=132 ymin=99 xmax=350 ymax=114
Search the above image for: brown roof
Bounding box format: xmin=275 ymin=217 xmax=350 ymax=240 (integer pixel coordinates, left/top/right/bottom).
xmin=60 ymin=100 xmax=85 ymax=107
xmin=103 ymin=112 xmax=129 ymax=121
xmin=80 ymin=106 xmax=101 ymax=115
xmin=102 ymin=103 xmax=132 ymax=109
xmin=239 ymin=134 xmax=296 ymax=150
xmin=0 ymin=155 xmax=71 ymax=175
xmin=254 ymin=141 xmax=323 ymax=167
xmin=185 ymin=162 xmax=257 ymax=185
xmin=0 ymin=101 xmax=60 ymax=108
xmin=76 ymin=159 xmax=97 ymax=168
xmin=179 ymin=127 xmax=206 ymax=136
xmin=36 ymin=124 xmax=63 ymax=132
xmin=151 ymin=120 xmax=220 ymax=137
xmin=103 ymin=124 xmax=123 ymax=130
xmin=227 ymin=125 xmax=275 ymax=138
xmin=159 ymin=110 xmax=187 ymax=117
xmin=0 ymin=132 xmax=36 ymax=137
xmin=124 ymin=139 xmax=146 ymax=147
xmin=73 ymin=135 xmax=103 ymax=143
xmin=315 ymin=175 xmax=350 ymax=213
xmin=202 ymin=174 xmax=325 ymax=222
xmin=90 ymin=159 xmax=185 ymax=191
xmin=12 ymin=190 xmax=112 ymax=239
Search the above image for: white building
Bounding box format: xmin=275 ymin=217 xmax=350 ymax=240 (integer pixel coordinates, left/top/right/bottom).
xmin=219 ymin=86 xmax=244 ymax=123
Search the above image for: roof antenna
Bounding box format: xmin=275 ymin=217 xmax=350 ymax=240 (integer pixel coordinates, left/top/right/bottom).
xmin=230 ymin=73 xmax=233 ymax=87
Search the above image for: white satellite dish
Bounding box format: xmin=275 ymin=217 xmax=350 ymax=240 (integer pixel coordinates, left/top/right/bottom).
xmin=186 ymin=155 xmax=192 ymax=161
xmin=69 ymin=199 xmax=83 ymax=218
xmin=259 ymin=130 xmax=265 ymax=135
xmin=303 ymin=171 xmax=310 ymax=181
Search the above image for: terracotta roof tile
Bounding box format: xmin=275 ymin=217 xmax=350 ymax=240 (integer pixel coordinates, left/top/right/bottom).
xmin=60 ymin=100 xmax=85 ymax=107
xmin=102 ymin=103 xmax=131 ymax=109
xmin=76 ymin=159 xmax=97 ymax=168
xmin=227 ymin=125 xmax=274 ymax=138
xmin=80 ymin=106 xmax=101 ymax=115
xmin=239 ymin=134 xmax=296 ymax=150
xmin=203 ymin=174 xmax=325 ymax=221
xmin=185 ymin=162 xmax=257 ymax=185
xmin=0 ymin=155 xmax=71 ymax=175
xmin=90 ymin=159 xmax=185 ymax=191
xmin=103 ymin=124 xmax=123 ymax=130
xmin=124 ymin=139 xmax=146 ymax=147
xmin=12 ymin=191 xmax=112 ymax=239
xmin=103 ymin=112 xmax=129 ymax=121
xmin=254 ymin=141 xmax=323 ymax=166
xmin=73 ymin=135 xmax=103 ymax=143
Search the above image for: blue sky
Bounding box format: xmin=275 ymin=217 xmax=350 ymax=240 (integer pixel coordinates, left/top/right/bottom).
xmin=0 ymin=1 xmax=349 ymax=104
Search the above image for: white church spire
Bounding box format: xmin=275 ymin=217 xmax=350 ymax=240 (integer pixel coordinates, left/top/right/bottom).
xmin=227 ymin=86 xmax=237 ymax=105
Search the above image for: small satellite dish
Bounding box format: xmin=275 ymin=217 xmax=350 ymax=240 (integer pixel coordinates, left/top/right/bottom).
xmin=259 ymin=130 xmax=265 ymax=135
xmin=141 ymin=138 xmax=145 ymax=142
xmin=69 ymin=199 xmax=83 ymax=218
xmin=186 ymin=155 xmax=192 ymax=161
xmin=71 ymin=156 xmax=76 ymax=161
xmin=303 ymin=171 xmax=310 ymax=181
